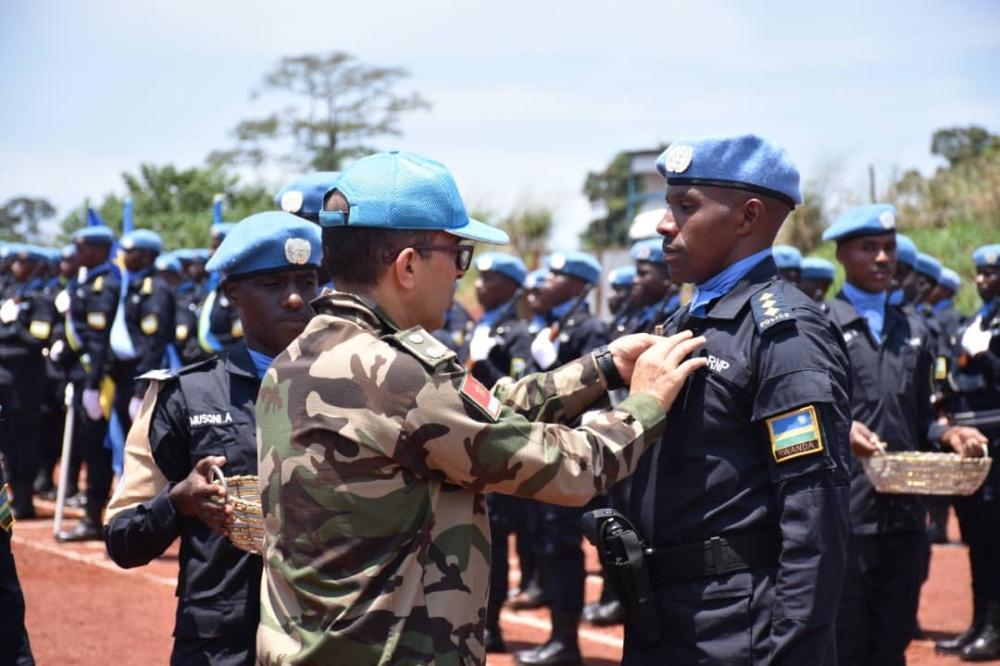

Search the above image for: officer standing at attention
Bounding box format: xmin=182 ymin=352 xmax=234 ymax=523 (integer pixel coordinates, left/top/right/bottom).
xmin=820 ymin=204 xmax=987 ymax=666
xmin=105 ymin=212 xmax=323 ymax=666
xmin=198 ymin=223 xmax=243 ymax=357
xmin=255 ymin=150 xmax=707 ymax=666
xmin=799 ymin=257 xmax=836 ymax=303
xmin=888 ymin=233 xmax=919 ymax=307
xmin=57 ymin=226 xmax=123 ymax=542
xmin=772 ymin=244 xmax=803 ymax=286
xmin=621 ymin=239 xmax=680 ymax=335
xmin=621 ymin=134 xmax=854 ymax=665
xmin=607 ymin=265 xmax=638 ymax=336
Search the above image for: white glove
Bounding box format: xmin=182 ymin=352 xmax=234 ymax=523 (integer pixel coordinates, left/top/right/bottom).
xmin=531 ymin=327 xmax=560 ymax=370
xmin=962 ymin=316 xmax=992 ymax=357
xmin=128 ymin=396 xmax=144 ymax=421
xmin=468 ymin=327 xmax=498 ymax=363
xmin=82 ymin=389 xmax=104 ymax=421
xmin=49 ymin=339 xmax=65 ymax=363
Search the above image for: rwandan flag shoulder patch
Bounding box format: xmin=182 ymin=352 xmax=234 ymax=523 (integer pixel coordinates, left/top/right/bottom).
xmin=767 ymin=405 xmax=824 ymax=463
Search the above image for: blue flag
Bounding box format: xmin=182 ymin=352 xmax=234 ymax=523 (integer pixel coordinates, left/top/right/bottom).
xmin=212 ymin=194 xmax=224 ymax=226
xmin=123 ymin=197 xmax=134 ymax=233
xmin=86 ymin=207 xmax=106 ymax=227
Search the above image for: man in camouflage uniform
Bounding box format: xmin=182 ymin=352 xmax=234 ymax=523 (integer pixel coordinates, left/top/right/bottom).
xmin=255 ymin=150 xmax=707 ymax=666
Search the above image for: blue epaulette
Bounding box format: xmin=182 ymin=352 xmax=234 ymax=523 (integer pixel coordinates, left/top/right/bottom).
xmin=750 ymin=285 xmax=796 ymax=335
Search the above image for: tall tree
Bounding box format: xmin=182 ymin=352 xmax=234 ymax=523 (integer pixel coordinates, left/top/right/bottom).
xmin=0 ymin=196 xmax=57 ymax=241
xmin=580 ymin=151 xmax=633 ymax=248
xmin=209 ymin=52 xmax=430 ymax=171
xmin=496 ymin=206 xmax=553 ymax=270
xmin=931 ymin=126 xmax=998 ymax=167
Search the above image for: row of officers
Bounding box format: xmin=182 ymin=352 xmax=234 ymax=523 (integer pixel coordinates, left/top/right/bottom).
xmin=0 ymin=142 xmax=997 ymax=665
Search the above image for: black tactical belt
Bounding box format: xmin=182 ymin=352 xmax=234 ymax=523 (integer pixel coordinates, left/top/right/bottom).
xmin=649 ymin=530 xmax=780 ymax=584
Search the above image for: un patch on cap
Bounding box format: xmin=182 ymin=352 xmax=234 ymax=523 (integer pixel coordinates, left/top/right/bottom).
xmin=767 ymin=405 xmax=824 ymax=463
xmin=661 ymin=144 xmax=693 ymax=173
xmin=284 ymin=238 xmax=312 ymax=265
xmin=280 ymin=190 xmax=304 ymax=214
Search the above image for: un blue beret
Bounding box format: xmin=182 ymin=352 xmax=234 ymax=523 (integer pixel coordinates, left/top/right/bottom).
xmin=896 ymin=234 xmax=917 ymax=268
xmin=524 ymin=269 xmax=550 ymax=290
xmin=772 ymin=245 xmax=803 ymax=269
xmin=211 ymin=222 xmax=235 ymax=240
xmin=629 ymin=238 xmax=666 ymax=265
xmin=72 ymin=225 xmax=116 ymax=245
xmin=0 ymin=243 xmax=21 ymax=260
xmin=61 ymin=244 xmax=77 ymax=259
xmin=120 ymin=229 xmax=163 ymax=253
xmin=275 ymin=171 xmax=341 ymax=220
xmin=656 ymin=134 xmax=802 ymax=207
xmin=545 ymin=251 xmax=601 ymax=285
xmin=474 ymin=252 xmax=527 ymax=286
xmin=938 ymin=268 xmax=960 ymax=292
xmin=822 ymin=204 xmax=897 ymax=243
xmin=11 ymin=244 xmax=48 ymax=262
xmin=801 ymin=257 xmax=835 ymax=281
xmin=193 ymin=249 xmax=212 ymax=264
xmin=608 ymin=265 xmax=637 ymax=287
xmin=205 ymin=211 xmax=322 ymax=280
xmin=41 ymin=247 xmax=63 ymax=264
xmin=973 ymin=244 xmax=1000 ymax=268
xmin=914 ymin=253 xmax=942 ymax=282
xmin=318 ymin=151 xmax=509 ymax=245
xmin=154 ymin=252 xmax=182 ymax=274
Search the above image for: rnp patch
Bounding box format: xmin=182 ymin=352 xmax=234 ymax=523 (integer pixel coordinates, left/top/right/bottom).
xmin=767 ymin=405 xmax=824 ymax=463
xmin=460 ymin=373 xmax=502 ymax=422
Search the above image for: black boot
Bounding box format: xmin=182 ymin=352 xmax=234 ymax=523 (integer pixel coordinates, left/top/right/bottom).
xmin=484 ymin=604 xmax=507 ymax=653
xmin=509 ymin=583 xmax=546 ymax=610
xmin=937 ymin=613 xmax=985 ymax=654
xmin=961 ymin=602 xmax=1000 ymax=661
xmin=589 ymin=600 xmax=623 ymax=626
xmin=56 ymin=517 xmax=102 ymax=542
xmin=583 ymin=579 xmax=614 ymax=623
xmin=515 ymin=610 xmax=582 ymax=666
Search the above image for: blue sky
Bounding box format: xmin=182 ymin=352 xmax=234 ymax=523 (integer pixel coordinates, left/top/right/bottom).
xmin=2 ymin=0 xmax=998 ymax=247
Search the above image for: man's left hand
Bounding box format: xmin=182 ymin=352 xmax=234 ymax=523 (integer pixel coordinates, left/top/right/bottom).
xmin=941 ymin=426 xmax=989 ymax=458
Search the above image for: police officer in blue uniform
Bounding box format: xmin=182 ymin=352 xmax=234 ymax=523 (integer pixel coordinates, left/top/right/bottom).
xmin=608 ymin=265 xmax=638 ymax=336
xmin=888 ymin=233 xmax=919 ymax=308
xmin=105 ymin=211 xmax=322 ymax=666
xmin=772 ymin=244 xmax=803 ymax=286
xmin=621 ymin=134 xmax=854 ymax=665
xmin=820 ymin=204 xmax=987 ymax=666
xmin=800 ymin=257 xmax=836 ymax=303
xmin=57 ymin=226 xmax=123 ymax=541
xmin=198 ymin=223 xmax=244 ymax=357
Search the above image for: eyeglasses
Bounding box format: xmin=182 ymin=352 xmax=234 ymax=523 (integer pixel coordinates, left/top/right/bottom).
xmin=385 ymin=244 xmax=475 ymax=272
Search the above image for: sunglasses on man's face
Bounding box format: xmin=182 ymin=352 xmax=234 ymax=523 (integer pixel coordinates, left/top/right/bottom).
xmin=385 ymin=244 xmax=475 ymax=272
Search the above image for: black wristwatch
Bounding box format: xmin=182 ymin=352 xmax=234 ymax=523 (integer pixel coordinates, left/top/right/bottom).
xmin=593 ymin=345 xmax=625 ymax=391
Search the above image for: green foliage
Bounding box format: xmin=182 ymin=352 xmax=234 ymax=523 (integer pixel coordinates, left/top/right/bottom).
xmin=931 ymin=125 xmax=999 ymax=167
xmin=777 ymin=190 xmax=827 ymax=253
xmin=209 ymin=51 xmax=430 ymax=171
xmin=59 ymin=164 xmax=273 ymax=250
xmin=580 ymin=151 xmax=633 ymax=248
xmin=0 ymin=196 xmax=57 ymax=241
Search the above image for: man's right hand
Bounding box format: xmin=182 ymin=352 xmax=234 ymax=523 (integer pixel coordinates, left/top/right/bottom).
xmin=168 ymin=456 xmax=231 ymax=534
xmin=629 ymin=331 xmax=707 ymax=411
xmin=849 ymin=420 xmax=884 ymax=458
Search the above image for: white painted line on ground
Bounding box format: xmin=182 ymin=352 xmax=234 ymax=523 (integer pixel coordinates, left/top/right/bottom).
xmin=12 ymin=534 xmax=177 ymax=589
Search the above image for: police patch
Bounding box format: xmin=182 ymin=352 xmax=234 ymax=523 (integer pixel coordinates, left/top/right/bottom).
xmin=176 ymin=324 xmax=189 ymax=341
xmin=767 ymin=405 xmax=824 ymax=463
xmin=934 ymin=356 xmax=948 ymax=381
xmin=460 ymin=373 xmax=502 ymax=422
xmin=87 ymin=311 xmax=107 ymax=330
xmin=140 ymin=314 xmax=158 ymax=335
xmin=29 ymin=320 xmax=51 ymax=340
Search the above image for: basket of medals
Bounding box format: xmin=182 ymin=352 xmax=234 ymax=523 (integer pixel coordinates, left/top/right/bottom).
xmin=210 ymin=466 xmax=265 ymax=555
xmin=862 ymin=444 xmax=992 ymax=496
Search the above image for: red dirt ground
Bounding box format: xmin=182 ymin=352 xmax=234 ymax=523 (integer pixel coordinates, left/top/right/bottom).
xmin=11 ymin=502 xmax=988 ymax=665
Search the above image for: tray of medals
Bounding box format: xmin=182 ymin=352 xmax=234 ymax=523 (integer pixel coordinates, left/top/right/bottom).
xmin=862 ymin=446 xmax=992 ymax=496
xmin=210 ymin=466 xmax=265 ymax=555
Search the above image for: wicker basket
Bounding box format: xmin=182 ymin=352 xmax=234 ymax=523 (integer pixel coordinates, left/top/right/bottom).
xmin=862 ymin=451 xmax=992 ymax=496
xmin=211 ymin=466 xmax=265 ymax=555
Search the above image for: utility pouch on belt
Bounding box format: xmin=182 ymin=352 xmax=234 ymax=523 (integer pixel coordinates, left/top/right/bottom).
xmin=582 ymin=508 xmax=661 ymax=646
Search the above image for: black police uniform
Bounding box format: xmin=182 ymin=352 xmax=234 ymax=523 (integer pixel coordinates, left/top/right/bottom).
xmin=64 ymin=261 xmax=121 ymax=528
xmin=0 ymin=467 xmax=36 ymax=665
xmin=432 ymin=301 xmax=475 ymax=365
xmin=105 ymin=341 xmax=263 ymax=666
xmin=825 ymin=292 xmax=946 ymax=666
xmin=0 ymin=277 xmax=57 ymax=517
xmin=175 ymin=280 xmax=205 ymax=365
xmin=35 ymin=275 xmax=73 ymax=496
xmin=624 ymin=257 xmax=852 ymax=665
xmin=621 ymin=295 xmax=680 ymax=336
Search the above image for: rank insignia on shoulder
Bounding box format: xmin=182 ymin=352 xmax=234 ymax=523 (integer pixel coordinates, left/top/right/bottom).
xmin=0 ymin=484 xmax=14 ymax=531
xmin=140 ymin=314 xmax=158 ymax=335
xmin=460 ymin=372 xmax=502 ymax=422
xmin=92 ymin=275 xmax=105 ymax=292
xmin=510 ymin=357 xmax=527 ymax=379
xmin=176 ymin=324 xmax=189 ymax=341
xmin=141 ymin=277 xmax=154 ymax=295
xmin=86 ymin=311 xmax=107 ymax=330
xmin=934 ymin=356 xmax=948 ymax=381
xmin=390 ymin=326 xmax=457 ymax=370
xmin=751 ymin=287 xmax=795 ymax=335
xmin=29 ymin=320 xmax=52 ymax=340
xmin=767 ymin=405 xmax=824 ymax=463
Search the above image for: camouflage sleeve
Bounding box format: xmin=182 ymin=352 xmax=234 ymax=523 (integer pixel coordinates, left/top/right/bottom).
xmin=491 ymin=355 xmax=607 ymax=423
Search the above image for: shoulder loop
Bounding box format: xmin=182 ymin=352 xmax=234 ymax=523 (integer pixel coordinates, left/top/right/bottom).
xmin=141 ymin=277 xmax=153 ymax=295
xmin=93 ymin=275 xmax=104 ymax=292
xmin=750 ymin=284 xmax=797 ymax=336
xmin=386 ymin=326 xmax=456 ymax=371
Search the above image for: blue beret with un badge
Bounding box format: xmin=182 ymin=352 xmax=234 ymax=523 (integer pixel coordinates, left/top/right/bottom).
xmin=155 ymin=252 xmax=182 ymax=274
xmin=474 ymin=252 xmax=527 ymax=286
xmin=914 ymin=253 xmax=942 ymax=282
xmin=120 ymin=229 xmax=163 ymax=253
xmin=205 ymin=211 xmax=322 ymax=280
xmin=275 ymin=171 xmax=341 ymax=221
xmin=545 ymin=251 xmax=601 ymax=285
xmin=656 ymin=134 xmax=803 ymax=207
xmin=801 ymin=257 xmax=835 ymax=281
xmin=12 ymin=244 xmax=48 ymax=262
xmin=938 ymin=268 xmax=960 ymax=292
xmin=318 ymin=150 xmax=509 ymax=245
xmin=896 ymin=234 xmax=917 ymax=268
xmin=629 ymin=238 xmax=666 ymax=265
xmin=772 ymin=245 xmax=803 ymax=269
xmin=524 ymin=269 xmax=550 ymax=290
xmin=821 ymin=204 xmax=897 ymax=243
xmin=608 ymin=265 xmax=637 ymax=287
xmin=973 ymin=244 xmax=1000 ymax=268
xmin=72 ymin=225 xmax=116 ymax=245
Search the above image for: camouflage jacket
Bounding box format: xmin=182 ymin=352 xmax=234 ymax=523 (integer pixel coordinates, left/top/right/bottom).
xmin=256 ymin=292 xmax=666 ymax=665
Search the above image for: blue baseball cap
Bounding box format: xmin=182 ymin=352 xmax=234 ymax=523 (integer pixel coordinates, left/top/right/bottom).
xmin=211 ymin=222 xmax=235 ymax=241
xmin=896 ymin=234 xmax=917 ymax=268
xmin=206 ymin=212 xmax=322 ymax=280
xmin=801 ymin=257 xmax=835 ymax=281
xmin=656 ymin=134 xmax=802 ymax=207
xmin=545 ymin=251 xmax=601 ymax=285
xmin=72 ymin=225 xmax=116 ymax=245
xmin=938 ymin=267 xmax=960 ymax=292
xmin=120 ymin=229 xmax=163 ymax=253
xmin=773 ymin=245 xmax=803 ymax=269
xmin=318 ymin=151 xmax=509 ymax=245
xmin=914 ymin=253 xmax=942 ymax=282
xmin=474 ymin=252 xmax=527 ymax=286
xmin=973 ymin=244 xmax=1000 ymax=268
xmin=608 ymin=265 xmax=637 ymax=287
xmin=629 ymin=238 xmax=666 ymax=265
xmin=275 ymin=171 xmax=341 ymax=220
xmin=154 ymin=252 xmax=182 ymax=274
xmin=524 ymin=268 xmax=550 ymax=290
xmin=822 ymin=204 xmax=897 ymax=243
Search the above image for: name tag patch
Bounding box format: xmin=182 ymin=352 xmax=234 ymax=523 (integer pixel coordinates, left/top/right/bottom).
xmin=459 ymin=373 xmax=502 ymax=422
xmin=189 ymin=412 xmax=234 ymax=427
xmin=767 ymin=405 xmax=824 ymax=463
